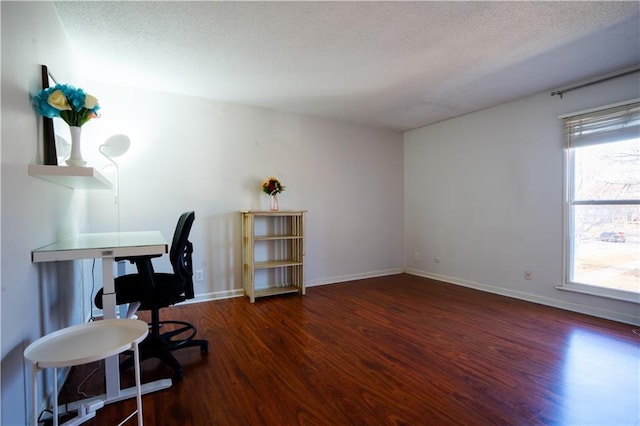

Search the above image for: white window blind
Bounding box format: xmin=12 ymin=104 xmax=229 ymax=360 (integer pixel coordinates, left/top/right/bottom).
xmin=564 ymin=101 xmax=640 ymax=148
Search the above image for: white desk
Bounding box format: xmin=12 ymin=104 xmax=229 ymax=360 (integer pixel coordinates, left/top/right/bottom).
xmin=32 ymin=231 xmax=172 ymax=405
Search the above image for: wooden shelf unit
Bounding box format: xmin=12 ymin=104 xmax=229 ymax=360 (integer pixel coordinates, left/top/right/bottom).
xmin=241 ymin=210 xmax=306 ymax=303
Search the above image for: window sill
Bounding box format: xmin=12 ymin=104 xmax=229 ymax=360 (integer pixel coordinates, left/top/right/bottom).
xmin=556 ymin=283 xmax=640 ymax=304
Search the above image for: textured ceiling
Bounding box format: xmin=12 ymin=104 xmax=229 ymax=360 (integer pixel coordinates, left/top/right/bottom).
xmin=54 ymin=1 xmax=640 ymax=131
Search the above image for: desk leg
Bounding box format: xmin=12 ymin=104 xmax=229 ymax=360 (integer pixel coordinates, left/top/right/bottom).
xmin=100 ymin=257 xmax=172 ymax=404
xmin=101 ymin=257 xmax=120 ymax=400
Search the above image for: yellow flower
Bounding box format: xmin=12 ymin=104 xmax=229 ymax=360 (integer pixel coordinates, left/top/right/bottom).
xmin=47 ymin=90 xmax=72 ymax=111
xmin=84 ymin=94 xmax=99 ymax=109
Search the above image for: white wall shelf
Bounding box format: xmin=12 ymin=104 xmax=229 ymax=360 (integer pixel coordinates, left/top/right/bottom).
xmin=28 ymin=164 xmax=112 ymax=190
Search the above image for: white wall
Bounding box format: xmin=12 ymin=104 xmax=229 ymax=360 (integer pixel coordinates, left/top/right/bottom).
xmin=82 ymin=83 xmax=404 ymax=302
xmin=404 ymin=73 xmax=640 ymax=325
xmin=1 ymin=2 xmax=94 ymax=424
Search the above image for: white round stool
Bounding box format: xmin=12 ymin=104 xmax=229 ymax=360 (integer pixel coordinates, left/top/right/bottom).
xmin=24 ymin=319 xmax=148 ymax=426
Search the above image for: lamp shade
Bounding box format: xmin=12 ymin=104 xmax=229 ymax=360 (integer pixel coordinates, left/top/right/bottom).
xmin=99 ymin=134 xmax=131 ymax=158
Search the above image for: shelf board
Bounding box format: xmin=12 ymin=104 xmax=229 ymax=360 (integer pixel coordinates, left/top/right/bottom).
xmin=254 ymin=286 xmax=302 ymax=299
xmin=241 ymin=210 xmax=307 ymax=216
xmin=28 ymin=164 xmax=112 ymax=190
xmin=255 ymin=235 xmax=303 ymax=241
xmin=254 ymin=260 xmax=303 ymax=269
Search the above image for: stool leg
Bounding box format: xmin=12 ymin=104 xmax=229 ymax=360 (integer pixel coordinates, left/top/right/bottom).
xmin=133 ymin=341 xmax=143 ymax=425
xmin=53 ymin=367 xmax=59 ymax=426
xmin=31 ymin=364 xmax=38 ymax=426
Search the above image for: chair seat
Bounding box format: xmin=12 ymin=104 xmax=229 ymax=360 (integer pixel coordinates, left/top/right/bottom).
xmin=95 ymin=273 xmax=186 ymax=311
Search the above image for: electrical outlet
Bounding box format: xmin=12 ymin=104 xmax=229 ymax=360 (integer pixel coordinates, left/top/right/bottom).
xmin=434 ymin=257 xmax=440 ymax=263
xmin=195 ymin=269 xmax=204 ymax=282
xmin=414 ymin=252 xmax=420 ymax=261
xmin=524 ymin=270 xmax=532 ymax=280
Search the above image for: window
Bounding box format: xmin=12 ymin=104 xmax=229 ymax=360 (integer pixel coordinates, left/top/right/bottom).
xmin=562 ymin=100 xmax=640 ymax=302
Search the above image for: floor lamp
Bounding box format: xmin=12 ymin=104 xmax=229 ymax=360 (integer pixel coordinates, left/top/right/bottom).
xmin=99 ymin=134 xmax=131 ymax=232
xmin=99 ymin=134 xmax=134 ymax=317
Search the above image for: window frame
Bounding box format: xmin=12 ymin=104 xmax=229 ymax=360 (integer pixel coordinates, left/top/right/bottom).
xmin=559 ymin=99 xmax=640 ymax=304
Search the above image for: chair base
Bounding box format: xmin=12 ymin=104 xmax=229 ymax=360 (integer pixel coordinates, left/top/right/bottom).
xmin=121 ymin=320 xmax=209 ymax=379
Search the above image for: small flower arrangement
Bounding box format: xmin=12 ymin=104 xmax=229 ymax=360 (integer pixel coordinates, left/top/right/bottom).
xmin=262 ymin=177 xmax=285 ymax=195
xmin=33 ymin=83 xmax=100 ymax=127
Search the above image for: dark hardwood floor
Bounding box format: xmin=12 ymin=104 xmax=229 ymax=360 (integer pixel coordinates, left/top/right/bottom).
xmin=58 ymin=274 xmax=639 ymax=425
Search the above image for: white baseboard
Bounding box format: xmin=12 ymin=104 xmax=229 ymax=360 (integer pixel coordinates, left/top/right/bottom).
xmin=180 ymin=288 xmax=245 ymax=304
xmin=306 ymin=268 xmax=404 ymax=287
xmin=178 ymin=269 xmax=404 ymax=304
xmin=405 ymin=268 xmax=640 ymax=326
xmin=175 ymin=269 xmax=404 ymax=305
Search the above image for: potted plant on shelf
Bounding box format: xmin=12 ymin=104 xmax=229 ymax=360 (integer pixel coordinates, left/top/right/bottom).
xmin=262 ymin=177 xmax=285 ymax=211
xmin=33 ymin=84 xmax=100 ymax=167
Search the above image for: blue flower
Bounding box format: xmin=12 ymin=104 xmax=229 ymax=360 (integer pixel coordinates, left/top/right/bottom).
xmin=32 ymin=83 xmax=100 ymax=127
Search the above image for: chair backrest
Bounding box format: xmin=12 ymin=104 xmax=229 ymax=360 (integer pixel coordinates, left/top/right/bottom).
xmin=170 ymin=211 xmax=196 ymax=299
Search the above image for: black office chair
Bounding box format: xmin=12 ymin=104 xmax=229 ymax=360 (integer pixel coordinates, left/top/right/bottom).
xmin=95 ymin=211 xmax=209 ymax=378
